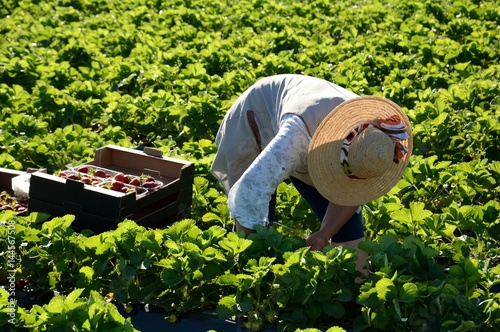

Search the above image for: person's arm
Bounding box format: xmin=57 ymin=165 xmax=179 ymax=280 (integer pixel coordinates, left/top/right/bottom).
xmin=306 ymin=202 xmax=359 ymax=251
xmin=228 ymin=115 xmax=310 ymax=234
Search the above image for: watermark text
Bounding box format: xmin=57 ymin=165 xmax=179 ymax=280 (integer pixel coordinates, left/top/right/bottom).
xmin=6 ymin=219 xmax=17 ymax=324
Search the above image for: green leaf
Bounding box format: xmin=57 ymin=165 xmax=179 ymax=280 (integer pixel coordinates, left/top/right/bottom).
xmin=238 ymin=293 xmax=254 ymax=313
xmin=336 ymin=287 xmax=354 ymax=302
xmin=65 ymin=288 xmax=85 ymax=305
xmin=358 ymin=284 xmax=382 ymax=309
xmin=202 ymin=212 xmax=223 ymax=223
xmin=44 ymin=296 xmax=65 ymax=315
xmin=202 ymin=246 xmax=227 ymax=262
xmin=41 ymin=215 xmax=75 ymax=235
xmin=322 ymin=300 xmax=345 ymax=319
xmin=376 ymin=278 xmax=397 ymax=301
xmin=202 ymin=226 xmax=227 ymax=245
xmin=164 ymin=239 xmax=183 ymax=255
xmin=441 ymin=284 xmax=460 ymax=301
xmin=398 ymin=283 xmax=418 ymax=303
xmin=490 ymin=161 xmax=500 ymax=175
xmin=216 ymin=296 xmax=237 ymax=319
xmin=425 ymin=280 xmax=444 ymax=297
xmin=201 ymin=262 xmax=224 ymax=279
xmin=121 ymin=265 xmax=136 ymax=281
xmin=217 ymin=273 xmax=239 ymax=287
xmin=391 ymin=202 xmax=432 ymax=224
xmin=326 ymin=327 xmax=347 ymax=332
xmin=129 ymin=251 xmax=146 ymax=268
xmin=159 ymin=259 xmax=184 ymax=287
xmin=218 ymin=232 xmax=252 ymax=255
xmin=165 ymin=218 xmax=197 ymax=241
xmin=409 ymin=202 xmax=433 ymax=221
xmin=455 ymin=295 xmax=476 ymax=317
xmin=77 ymin=266 xmax=95 ymax=286
xmin=463 ymin=259 xmax=481 ymax=278
xmin=358 ymin=240 xmax=381 ymax=255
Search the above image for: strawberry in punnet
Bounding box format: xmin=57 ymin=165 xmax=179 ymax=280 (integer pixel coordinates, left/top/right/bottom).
xmin=77 ymin=166 xmax=89 ymax=174
xmin=0 ymin=204 xmax=14 ymax=211
xmin=129 ymin=177 xmax=141 ymax=186
xmin=67 ymin=174 xmax=80 ymax=181
xmin=120 ymin=187 xmax=132 ymax=194
xmin=80 ymin=176 xmax=93 ymax=185
xmin=0 ymin=190 xmax=28 ymax=213
xmin=58 ymin=171 xmax=69 ymax=178
xmin=94 ymin=169 xmax=107 ymax=178
xmin=110 ymin=181 xmax=125 ymax=192
xmin=114 ymin=172 xmax=129 ymax=183
xmin=143 ymin=176 xmax=155 ymax=183
xmin=143 ymin=181 xmax=161 ymax=189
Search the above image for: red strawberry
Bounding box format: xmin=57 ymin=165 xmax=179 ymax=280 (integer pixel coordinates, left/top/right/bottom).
xmin=77 ymin=166 xmax=89 ymax=174
xmin=110 ymin=181 xmax=125 ymax=191
xmin=129 ymin=177 xmax=141 ymax=186
xmin=143 ymin=181 xmax=160 ymax=189
xmin=16 ymin=206 xmax=28 ymax=213
xmin=114 ymin=173 xmax=128 ymax=183
xmin=143 ymin=176 xmax=155 ymax=183
xmin=67 ymin=174 xmax=80 ymax=180
xmin=81 ymin=176 xmax=92 ymax=184
xmin=58 ymin=171 xmax=69 ymax=178
xmin=16 ymin=279 xmax=27 ymax=290
xmin=94 ymin=170 xmax=107 ymax=178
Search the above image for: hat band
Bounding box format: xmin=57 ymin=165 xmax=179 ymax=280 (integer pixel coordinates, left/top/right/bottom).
xmin=340 ymin=115 xmax=409 ymax=179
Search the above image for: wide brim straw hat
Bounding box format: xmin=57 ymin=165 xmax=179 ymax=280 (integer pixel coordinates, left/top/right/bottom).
xmin=308 ymin=95 xmax=413 ymax=206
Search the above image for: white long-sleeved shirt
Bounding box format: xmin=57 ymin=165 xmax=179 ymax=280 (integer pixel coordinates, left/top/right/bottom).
xmin=227 ymin=114 xmax=310 ymax=229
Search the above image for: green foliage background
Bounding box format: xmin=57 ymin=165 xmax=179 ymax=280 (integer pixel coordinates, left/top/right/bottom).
xmin=0 ymin=0 xmax=499 ymax=331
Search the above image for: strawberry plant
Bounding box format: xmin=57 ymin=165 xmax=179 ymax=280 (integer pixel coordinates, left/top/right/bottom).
xmin=217 ymin=226 xmax=361 ymax=331
xmin=1 ymin=0 xmax=500 ymax=330
xmin=358 ymin=235 xmax=500 ymax=331
xmin=0 ymin=288 xmax=138 ymax=331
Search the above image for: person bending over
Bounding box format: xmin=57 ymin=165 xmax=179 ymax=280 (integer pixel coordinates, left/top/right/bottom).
xmin=211 ymin=74 xmax=413 ymax=275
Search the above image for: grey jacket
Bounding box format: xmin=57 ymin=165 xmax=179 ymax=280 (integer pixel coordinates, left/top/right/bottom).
xmin=211 ymin=74 xmax=358 ymax=194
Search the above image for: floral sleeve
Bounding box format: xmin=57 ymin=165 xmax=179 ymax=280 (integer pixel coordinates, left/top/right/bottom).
xmin=228 ymin=115 xmax=311 ymax=229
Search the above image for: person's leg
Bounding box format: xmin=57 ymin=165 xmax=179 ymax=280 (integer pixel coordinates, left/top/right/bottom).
xmin=289 ymin=177 xmax=367 ymax=276
xmin=289 ymin=177 xmax=329 ymax=221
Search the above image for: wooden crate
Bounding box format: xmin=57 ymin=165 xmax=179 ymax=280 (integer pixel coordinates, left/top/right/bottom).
xmin=28 ymin=145 xmax=194 ymax=233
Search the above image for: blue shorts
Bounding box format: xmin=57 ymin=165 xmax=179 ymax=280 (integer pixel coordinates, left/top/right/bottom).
xmin=268 ymin=177 xmax=364 ymax=242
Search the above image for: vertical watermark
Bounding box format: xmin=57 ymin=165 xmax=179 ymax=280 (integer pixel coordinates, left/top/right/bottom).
xmin=6 ymin=219 xmax=17 ymax=325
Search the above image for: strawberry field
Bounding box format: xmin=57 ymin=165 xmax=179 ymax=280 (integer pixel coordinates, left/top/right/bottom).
xmin=1 ymin=0 xmax=500 ymax=331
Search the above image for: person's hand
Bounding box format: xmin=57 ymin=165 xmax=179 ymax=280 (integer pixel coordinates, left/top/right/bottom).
xmin=306 ymin=231 xmax=331 ymax=251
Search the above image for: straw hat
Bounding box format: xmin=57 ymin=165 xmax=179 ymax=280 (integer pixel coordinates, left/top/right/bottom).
xmin=308 ymin=95 xmax=413 ymax=206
